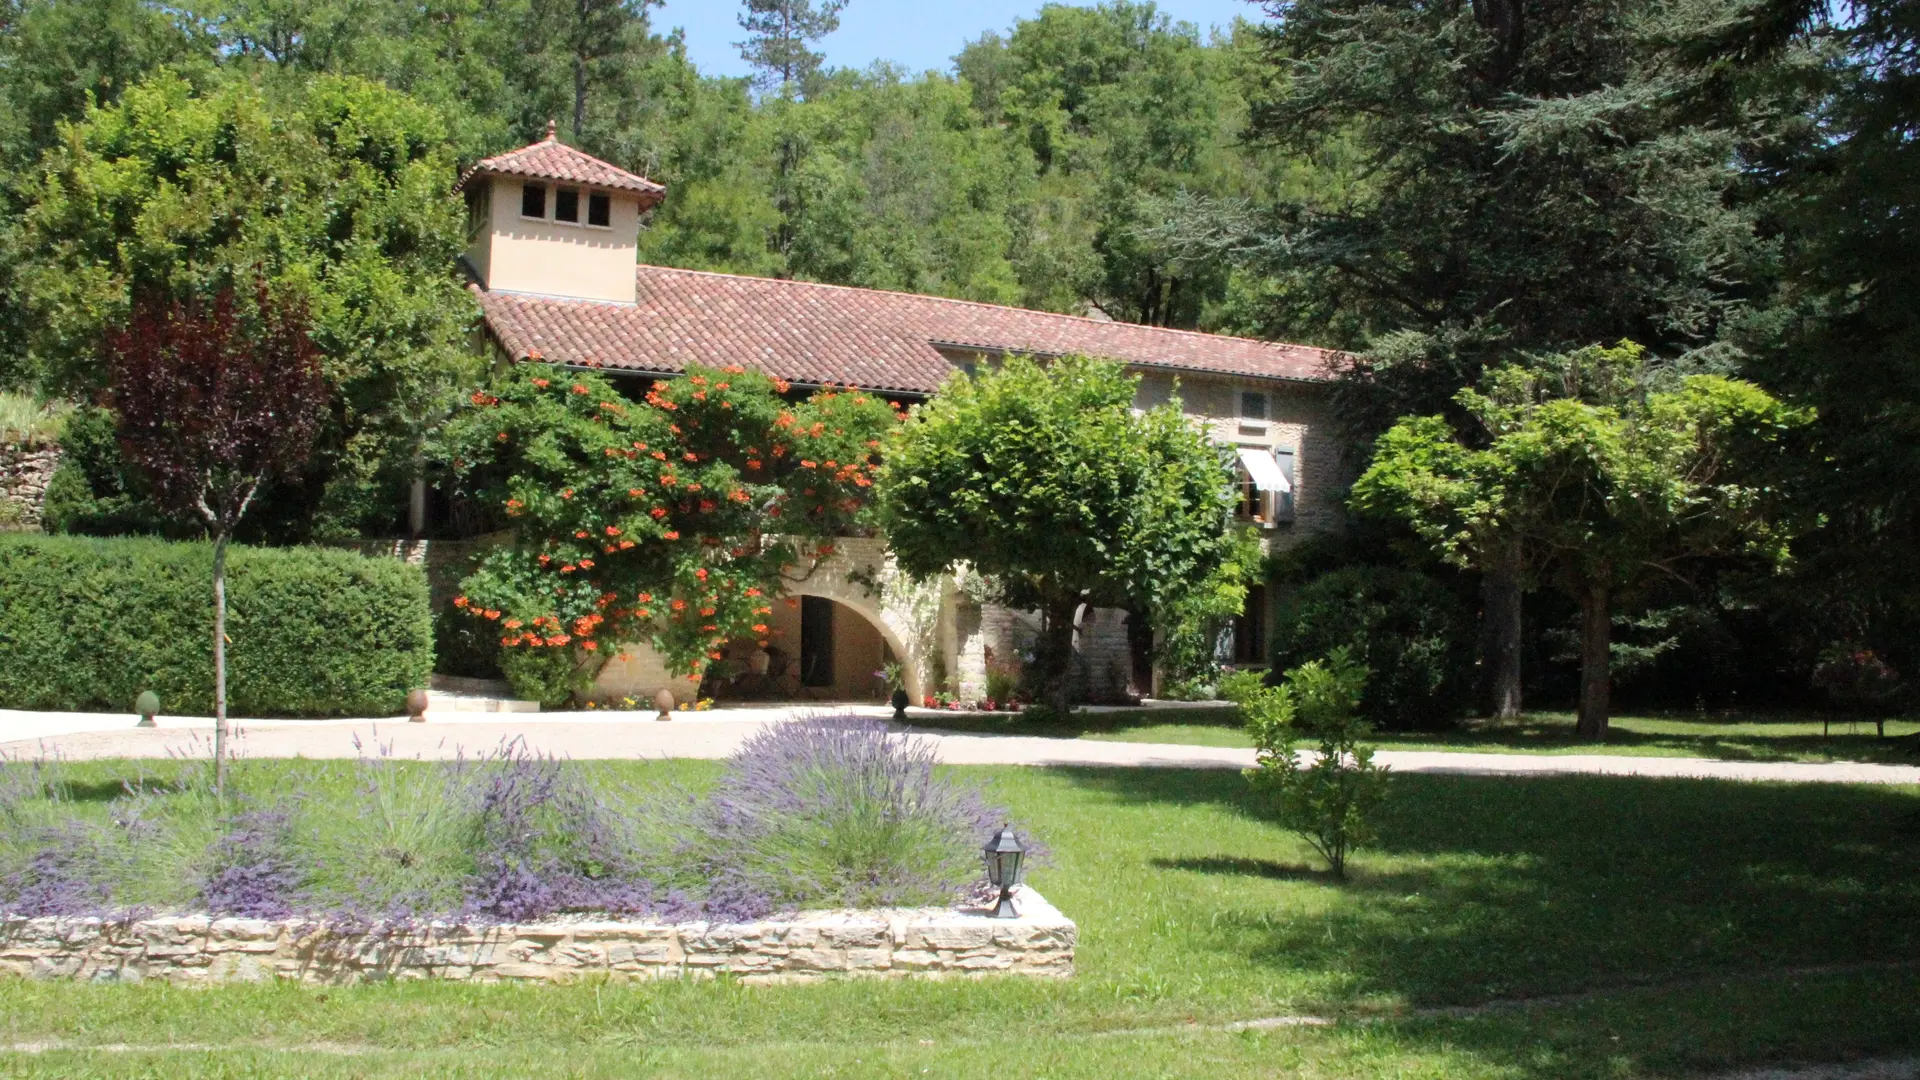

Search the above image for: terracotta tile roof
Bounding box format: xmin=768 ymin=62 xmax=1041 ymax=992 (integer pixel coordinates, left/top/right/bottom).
xmin=459 ymin=127 xmax=665 ymax=204
xmin=472 ymin=264 xmax=1336 ymax=395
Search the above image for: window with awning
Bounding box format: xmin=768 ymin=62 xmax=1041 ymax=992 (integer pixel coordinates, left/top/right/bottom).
xmin=1236 ymin=446 xmax=1291 ymax=493
xmin=1234 ymin=446 xmax=1296 ymax=523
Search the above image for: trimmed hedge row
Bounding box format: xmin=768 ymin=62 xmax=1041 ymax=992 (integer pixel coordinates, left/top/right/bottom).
xmin=0 ymin=534 xmax=432 ymax=717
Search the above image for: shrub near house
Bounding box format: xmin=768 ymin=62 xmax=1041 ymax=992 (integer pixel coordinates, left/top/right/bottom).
xmin=0 ymin=535 xmax=431 ymax=717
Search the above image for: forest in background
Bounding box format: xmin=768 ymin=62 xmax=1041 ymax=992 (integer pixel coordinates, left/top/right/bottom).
xmin=0 ymin=0 xmax=1914 ymax=715
xmin=0 ymin=0 xmax=1316 ymax=336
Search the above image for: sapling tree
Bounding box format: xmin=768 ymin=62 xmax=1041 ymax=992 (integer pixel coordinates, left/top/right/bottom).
xmin=1235 ymin=648 xmax=1383 ymax=881
xmin=1352 ymin=342 xmax=1809 ymax=739
xmin=106 ymin=286 xmax=328 ymax=794
xmin=877 ymin=355 xmax=1241 ymax=716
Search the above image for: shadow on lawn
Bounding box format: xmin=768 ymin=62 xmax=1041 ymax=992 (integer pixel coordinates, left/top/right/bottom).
xmin=1372 ymin=714 xmax=1920 ymax=764
xmin=1051 ymin=765 xmax=1920 ymax=1016
xmin=905 ymin=706 xmax=1242 ymax=741
xmin=48 ymin=775 xmax=187 ymax=803
xmin=1148 ymin=855 xmax=1340 ymax=883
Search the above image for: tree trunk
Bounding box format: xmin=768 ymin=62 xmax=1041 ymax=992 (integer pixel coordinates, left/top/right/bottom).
xmin=1037 ymin=592 xmax=1082 ymax=717
xmin=1123 ymin=605 xmax=1155 ymax=701
xmin=1481 ymin=540 xmax=1524 ymax=719
xmin=572 ymin=54 xmax=587 ymax=141
xmin=1576 ymin=581 xmax=1610 ymax=741
xmin=212 ymin=533 xmax=230 ymax=795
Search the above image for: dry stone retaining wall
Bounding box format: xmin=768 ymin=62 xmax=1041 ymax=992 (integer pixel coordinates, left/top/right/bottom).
xmin=0 ymin=444 xmax=59 ymax=528
xmin=0 ymin=888 xmax=1073 ymax=986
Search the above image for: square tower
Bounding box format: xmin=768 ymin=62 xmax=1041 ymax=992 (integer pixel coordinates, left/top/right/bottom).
xmin=458 ymin=124 xmax=666 ymax=304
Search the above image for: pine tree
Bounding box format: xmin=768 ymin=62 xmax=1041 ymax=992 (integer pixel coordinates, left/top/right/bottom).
xmin=736 ymin=0 xmax=846 ymax=94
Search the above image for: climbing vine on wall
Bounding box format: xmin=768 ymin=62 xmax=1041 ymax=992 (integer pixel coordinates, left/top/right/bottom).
xmin=436 ymin=363 xmax=900 ymax=691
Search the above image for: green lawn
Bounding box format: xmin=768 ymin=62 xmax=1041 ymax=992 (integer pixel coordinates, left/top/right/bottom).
xmin=919 ymin=706 xmax=1920 ymax=763
xmin=2 ymin=760 xmax=1918 ymax=1076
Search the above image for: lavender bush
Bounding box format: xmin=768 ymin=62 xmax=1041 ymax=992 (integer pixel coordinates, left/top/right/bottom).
xmin=0 ymin=719 xmax=1039 ymax=926
xmin=692 ymin=716 xmax=1014 ymax=910
xmin=293 ymin=736 xmax=481 ymax=919
xmin=0 ymin=823 xmax=118 ymax=916
xmin=199 ymin=808 xmax=302 ymax=919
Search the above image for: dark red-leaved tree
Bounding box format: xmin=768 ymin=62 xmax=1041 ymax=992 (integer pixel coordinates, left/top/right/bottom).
xmin=106 ymin=285 xmax=327 ymax=793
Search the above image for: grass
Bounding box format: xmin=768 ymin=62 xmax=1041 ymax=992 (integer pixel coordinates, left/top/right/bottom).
xmin=2 ymin=758 xmax=1918 ymax=1076
xmin=917 ymin=705 xmax=1920 ymax=763
xmin=0 ymin=392 xmax=67 ymax=448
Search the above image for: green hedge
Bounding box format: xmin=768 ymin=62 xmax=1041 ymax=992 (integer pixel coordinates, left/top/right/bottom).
xmin=0 ymin=534 xmax=432 ymax=717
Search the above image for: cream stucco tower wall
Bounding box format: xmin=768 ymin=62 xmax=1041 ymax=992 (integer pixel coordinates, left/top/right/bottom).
xmin=459 ymin=128 xmax=662 ymax=304
xmin=465 ymin=175 xmax=643 ymax=304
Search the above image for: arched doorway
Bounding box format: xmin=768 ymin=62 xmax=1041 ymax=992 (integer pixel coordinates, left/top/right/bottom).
xmin=707 ymin=594 xmax=910 ymax=703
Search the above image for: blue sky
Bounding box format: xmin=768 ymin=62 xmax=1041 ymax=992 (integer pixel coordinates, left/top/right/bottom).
xmin=652 ymin=0 xmax=1266 ymax=81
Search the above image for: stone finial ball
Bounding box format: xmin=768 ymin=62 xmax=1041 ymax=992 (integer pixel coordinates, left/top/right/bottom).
xmin=405 ymin=688 xmax=430 ymax=722
xmin=653 ymin=687 xmax=676 ymax=721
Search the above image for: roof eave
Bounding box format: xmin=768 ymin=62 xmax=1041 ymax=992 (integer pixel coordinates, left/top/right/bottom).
xmin=928 ymin=340 xmax=1334 ymax=386
xmin=456 ymin=165 xmax=667 ymax=206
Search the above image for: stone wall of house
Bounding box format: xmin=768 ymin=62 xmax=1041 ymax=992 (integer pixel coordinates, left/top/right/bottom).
xmin=1270 ymin=380 xmax=1350 ymax=543
xmin=0 ymin=888 xmax=1074 ymax=986
xmin=0 ymin=443 xmax=60 ymax=528
xmin=948 ymin=599 xmax=1134 ymax=705
xmin=596 ymin=536 xmax=943 ymax=705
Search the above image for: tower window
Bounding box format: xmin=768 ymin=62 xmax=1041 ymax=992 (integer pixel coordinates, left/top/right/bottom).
xmin=587 ymin=192 xmax=611 ymax=227
xmin=520 ymin=182 xmax=546 ymax=219
xmin=554 ymin=187 xmax=579 ymax=223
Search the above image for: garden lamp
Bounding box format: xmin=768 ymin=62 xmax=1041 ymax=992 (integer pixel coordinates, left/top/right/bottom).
xmin=135 ymin=690 xmax=159 ymax=728
xmin=982 ymin=826 xmax=1025 ymax=919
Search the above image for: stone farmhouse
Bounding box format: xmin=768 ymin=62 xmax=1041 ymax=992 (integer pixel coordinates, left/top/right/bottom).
xmin=455 ymin=130 xmax=1342 ymax=705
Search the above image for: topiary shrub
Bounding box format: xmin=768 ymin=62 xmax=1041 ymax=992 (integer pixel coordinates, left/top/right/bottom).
xmin=0 ymin=534 xmax=431 ymax=716
xmin=1271 ymin=565 xmax=1473 ymax=731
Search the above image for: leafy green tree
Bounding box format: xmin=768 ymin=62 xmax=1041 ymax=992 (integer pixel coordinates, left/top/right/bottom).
xmin=38 ymin=404 xmax=174 ymax=537
xmin=1193 ymin=0 xmax=1788 ymax=716
xmin=960 ymin=2 xmax=1261 ymax=325
xmin=1353 ymin=343 xmax=1808 ymax=738
xmin=15 ymin=72 xmax=481 ymax=537
xmin=0 ymin=0 xmax=216 ymax=386
xmin=437 ymin=363 xmax=897 ymax=702
xmin=0 ymin=0 xmax=213 ymax=172
xmin=877 ymin=354 xmax=1240 ymax=715
xmin=1241 ymin=0 xmax=1772 ymax=386
xmin=499 ymin=0 xmax=669 ymax=148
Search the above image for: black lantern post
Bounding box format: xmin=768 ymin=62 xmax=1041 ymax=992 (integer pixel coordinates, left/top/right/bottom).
xmin=982 ymin=826 xmax=1025 ymax=919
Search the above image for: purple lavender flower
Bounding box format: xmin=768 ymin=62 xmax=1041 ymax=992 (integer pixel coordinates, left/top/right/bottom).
xmin=693 ymin=715 xmax=1028 ymax=909
xmin=199 ymin=809 xmax=303 ymax=920
xmin=0 ymin=823 xmax=114 ymax=917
